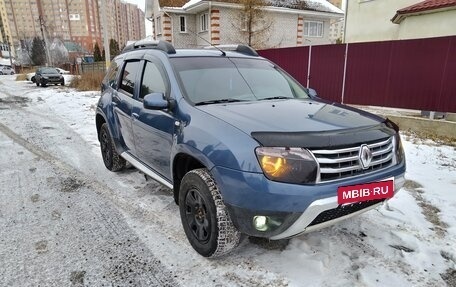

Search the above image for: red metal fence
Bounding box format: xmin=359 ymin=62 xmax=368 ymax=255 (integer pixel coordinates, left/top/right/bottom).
xmin=258 ymin=36 xmax=456 ymax=113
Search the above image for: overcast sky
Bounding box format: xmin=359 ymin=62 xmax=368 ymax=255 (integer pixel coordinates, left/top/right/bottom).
xmin=125 ymin=0 xmax=145 ymax=11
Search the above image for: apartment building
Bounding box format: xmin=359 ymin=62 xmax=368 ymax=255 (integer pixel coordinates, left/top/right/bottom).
xmin=0 ymin=0 xmax=145 ymax=57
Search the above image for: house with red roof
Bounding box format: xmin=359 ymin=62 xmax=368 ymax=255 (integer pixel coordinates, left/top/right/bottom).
xmin=345 ymin=0 xmax=456 ymax=42
xmin=145 ymin=0 xmax=344 ymax=49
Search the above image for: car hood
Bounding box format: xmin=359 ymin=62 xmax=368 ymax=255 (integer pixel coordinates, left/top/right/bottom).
xmin=197 ymin=99 xmax=391 ymax=147
xmin=41 ymin=73 xmax=61 ymax=76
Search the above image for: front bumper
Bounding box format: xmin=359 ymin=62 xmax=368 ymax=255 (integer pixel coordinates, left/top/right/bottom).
xmin=270 ymin=175 xmax=405 ymax=239
xmin=211 ymin=163 xmax=406 ymax=239
xmin=42 ymin=77 xmax=63 ymax=84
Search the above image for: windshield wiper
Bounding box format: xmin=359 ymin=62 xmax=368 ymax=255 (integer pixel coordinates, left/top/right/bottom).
xmin=259 ymin=96 xmax=292 ymax=101
xmin=194 ymin=98 xmax=244 ymax=106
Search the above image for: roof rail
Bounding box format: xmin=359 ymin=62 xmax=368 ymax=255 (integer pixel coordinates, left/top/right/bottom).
xmin=204 ymin=44 xmax=258 ymax=57
xmin=122 ymin=39 xmax=176 ymax=54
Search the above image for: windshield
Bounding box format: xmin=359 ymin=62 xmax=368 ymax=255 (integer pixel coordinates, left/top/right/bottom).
xmin=170 ymin=57 xmax=309 ymax=104
xmin=41 ymin=68 xmax=59 ymax=74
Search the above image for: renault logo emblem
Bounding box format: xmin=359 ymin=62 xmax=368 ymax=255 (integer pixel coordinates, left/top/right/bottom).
xmin=359 ymin=144 xmax=373 ymax=169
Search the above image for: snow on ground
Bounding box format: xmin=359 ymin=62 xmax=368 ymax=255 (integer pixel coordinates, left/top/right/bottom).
xmin=2 ymin=75 xmax=456 ymax=286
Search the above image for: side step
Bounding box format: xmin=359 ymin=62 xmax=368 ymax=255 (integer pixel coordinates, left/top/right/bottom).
xmin=121 ymin=152 xmax=173 ymax=189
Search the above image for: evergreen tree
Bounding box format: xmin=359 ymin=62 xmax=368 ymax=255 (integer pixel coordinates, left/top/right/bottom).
xmin=31 ymin=37 xmax=46 ymax=66
xmin=109 ymin=39 xmax=120 ymax=59
xmin=93 ymin=42 xmax=102 ymax=62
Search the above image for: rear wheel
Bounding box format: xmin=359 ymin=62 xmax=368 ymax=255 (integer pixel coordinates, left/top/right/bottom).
xmin=61 ymin=79 xmax=65 ymax=86
xmin=179 ymin=168 xmax=242 ymax=258
xmin=36 ymin=81 xmax=40 ymax=87
xmin=100 ymin=123 xmax=125 ymax=171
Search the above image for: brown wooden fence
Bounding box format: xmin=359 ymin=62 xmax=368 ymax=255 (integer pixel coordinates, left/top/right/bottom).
xmin=259 ymin=36 xmax=456 ymax=113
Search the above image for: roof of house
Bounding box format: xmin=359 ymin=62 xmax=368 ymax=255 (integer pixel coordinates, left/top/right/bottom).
xmin=161 ymin=0 xmax=343 ymax=14
xmin=158 ymin=0 xmax=189 ymax=7
xmin=392 ymin=0 xmax=456 ymax=23
xmin=63 ymin=41 xmax=89 ymax=54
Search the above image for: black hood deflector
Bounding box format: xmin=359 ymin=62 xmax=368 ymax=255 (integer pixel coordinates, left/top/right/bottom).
xmin=251 ymin=123 xmax=395 ymax=149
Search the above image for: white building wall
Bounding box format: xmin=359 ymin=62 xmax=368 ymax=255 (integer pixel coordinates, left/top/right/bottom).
xmin=171 ymin=14 xmax=198 ymax=48
xmin=301 ymin=16 xmax=332 ymax=46
xmin=216 ymin=7 xmax=332 ymax=49
xmin=345 ymin=0 xmax=418 ymax=43
xmin=397 ymin=10 xmax=456 ymax=40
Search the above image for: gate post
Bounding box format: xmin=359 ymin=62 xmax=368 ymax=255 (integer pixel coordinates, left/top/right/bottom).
xmin=341 ymin=43 xmax=349 ymax=104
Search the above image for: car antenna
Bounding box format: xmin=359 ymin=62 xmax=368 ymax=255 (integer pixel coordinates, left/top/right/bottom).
xmin=162 ymin=11 xmax=226 ymax=56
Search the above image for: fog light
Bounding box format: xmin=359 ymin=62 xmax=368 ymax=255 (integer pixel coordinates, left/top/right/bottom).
xmin=253 ymin=216 xmax=268 ymax=231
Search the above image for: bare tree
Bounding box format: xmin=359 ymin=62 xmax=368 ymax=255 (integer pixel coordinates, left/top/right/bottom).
xmin=49 ymin=37 xmax=69 ymax=65
xmin=16 ymin=38 xmax=34 ymax=66
xmin=233 ymin=0 xmax=274 ymax=49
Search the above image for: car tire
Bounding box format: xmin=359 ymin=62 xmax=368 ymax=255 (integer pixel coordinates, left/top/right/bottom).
xmin=100 ymin=123 xmax=125 ymax=172
xmin=36 ymin=81 xmax=40 ymax=87
xmin=61 ymin=79 xmax=65 ymax=86
xmin=31 ymin=76 xmax=35 ymax=83
xmin=41 ymin=80 xmax=47 ymax=87
xmin=179 ymin=168 xmax=242 ymax=258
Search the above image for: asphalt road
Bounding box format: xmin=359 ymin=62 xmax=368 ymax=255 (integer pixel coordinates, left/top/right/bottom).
xmin=0 ymin=102 xmax=177 ymax=286
xmin=0 ymin=79 xmax=290 ymax=287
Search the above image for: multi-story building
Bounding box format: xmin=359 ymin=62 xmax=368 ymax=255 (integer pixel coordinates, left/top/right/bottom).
xmin=116 ymin=2 xmax=146 ymax=49
xmin=0 ymin=0 xmax=145 ymax=57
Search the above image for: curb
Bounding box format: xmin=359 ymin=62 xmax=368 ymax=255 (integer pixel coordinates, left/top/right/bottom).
xmin=384 ymin=115 xmax=456 ymax=141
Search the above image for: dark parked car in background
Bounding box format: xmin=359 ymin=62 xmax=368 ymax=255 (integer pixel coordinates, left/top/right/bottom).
xmin=96 ymin=40 xmax=406 ymax=258
xmin=35 ymin=67 xmax=65 ymax=87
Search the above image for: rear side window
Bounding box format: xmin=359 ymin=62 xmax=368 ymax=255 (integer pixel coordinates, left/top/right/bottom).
xmin=120 ymin=61 xmax=141 ymax=96
xmin=104 ymin=59 xmax=121 ymax=89
xmin=139 ymin=61 xmax=167 ymax=99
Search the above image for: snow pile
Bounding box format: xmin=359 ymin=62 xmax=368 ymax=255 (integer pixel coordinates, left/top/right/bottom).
xmin=269 ymin=0 xmax=343 ymax=14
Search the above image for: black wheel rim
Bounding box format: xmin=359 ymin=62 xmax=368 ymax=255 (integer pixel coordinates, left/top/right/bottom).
xmin=100 ymin=129 xmax=111 ymax=164
xmin=185 ymin=188 xmax=211 ymax=243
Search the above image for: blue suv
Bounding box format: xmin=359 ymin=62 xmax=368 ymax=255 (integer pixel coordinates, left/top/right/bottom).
xmin=96 ymin=40 xmax=406 ymax=258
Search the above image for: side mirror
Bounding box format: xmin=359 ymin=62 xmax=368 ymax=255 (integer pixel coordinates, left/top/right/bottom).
xmin=143 ymin=93 xmax=173 ymax=110
xmin=305 ymin=88 xmax=318 ymax=98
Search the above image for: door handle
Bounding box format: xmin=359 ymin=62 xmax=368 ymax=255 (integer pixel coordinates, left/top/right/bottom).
xmin=132 ymin=113 xmax=139 ymax=120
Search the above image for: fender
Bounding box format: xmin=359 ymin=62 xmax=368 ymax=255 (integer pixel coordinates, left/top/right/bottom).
xmin=96 ymin=107 xmax=126 ymax=154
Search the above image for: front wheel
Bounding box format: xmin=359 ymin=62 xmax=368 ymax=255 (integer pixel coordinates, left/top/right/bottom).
xmin=179 ymin=168 xmax=242 ymax=258
xmin=99 ymin=123 xmax=125 ymax=171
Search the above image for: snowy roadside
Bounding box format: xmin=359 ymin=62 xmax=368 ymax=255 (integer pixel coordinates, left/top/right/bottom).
xmin=1 ymin=76 xmax=455 ymax=286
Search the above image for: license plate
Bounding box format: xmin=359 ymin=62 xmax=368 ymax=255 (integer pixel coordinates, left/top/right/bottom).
xmin=337 ymin=179 xmax=394 ymax=205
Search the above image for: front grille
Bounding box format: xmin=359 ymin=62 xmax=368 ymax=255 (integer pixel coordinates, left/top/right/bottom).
xmin=308 ymin=199 xmax=384 ymax=227
xmin=310 ymin=137 xmax=394 ymax=182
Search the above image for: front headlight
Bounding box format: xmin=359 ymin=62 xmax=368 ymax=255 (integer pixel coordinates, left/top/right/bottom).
xmin=385 ymin=118 xmax=405 ymax=165
xmin=394 ymin=134 xmax=405 ymax=164
xmin=255 ymin=147 xmax=318 ymax=184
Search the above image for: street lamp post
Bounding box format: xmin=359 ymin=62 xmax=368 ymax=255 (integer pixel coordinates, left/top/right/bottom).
xmin=39 ymin=15 xmax=52 ymax=66
xmin=101 ymin=0 xmax=110 ymax=70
